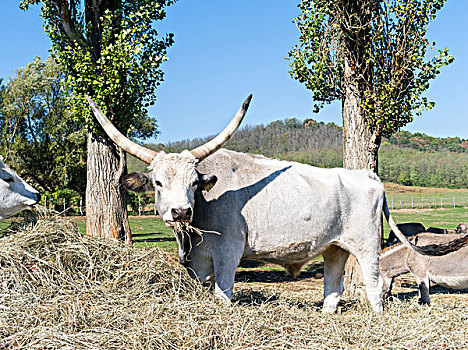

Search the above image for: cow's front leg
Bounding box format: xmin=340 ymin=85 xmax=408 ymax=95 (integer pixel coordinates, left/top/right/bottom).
xmin=213 ymin=260 xmax=237 ymax=301
xmin=322 ymin=245 xmax=350 ymax=313
xmin=212 ymin=242 xmax=244 ymax=301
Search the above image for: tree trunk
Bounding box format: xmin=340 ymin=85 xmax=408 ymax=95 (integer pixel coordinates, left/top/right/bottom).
xmin=342 ymin=59 xmax=381 ymax=296
xmin=86 ymin=131 xmax=132 ymax=244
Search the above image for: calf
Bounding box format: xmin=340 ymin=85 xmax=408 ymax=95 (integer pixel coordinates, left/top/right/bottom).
xmin=380 ymin=233 xmax=468 ymax=305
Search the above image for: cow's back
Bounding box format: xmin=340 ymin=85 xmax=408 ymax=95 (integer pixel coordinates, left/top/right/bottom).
xmin=194 ymin=149 xmax=385 ymax=261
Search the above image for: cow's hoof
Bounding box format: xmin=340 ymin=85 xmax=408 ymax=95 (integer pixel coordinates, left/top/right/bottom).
xmin=322 ymin=306 xmax=337 ymax=314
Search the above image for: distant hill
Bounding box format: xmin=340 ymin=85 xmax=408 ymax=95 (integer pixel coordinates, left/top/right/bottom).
xmin=128 ymin=118 xmax=468 ymax=189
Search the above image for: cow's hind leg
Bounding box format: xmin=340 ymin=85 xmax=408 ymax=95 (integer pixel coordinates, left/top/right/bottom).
xmin=322 ymin=245 xmax=349 ymax=313
xmin=355 ymin=252 xmax=383 ymax=313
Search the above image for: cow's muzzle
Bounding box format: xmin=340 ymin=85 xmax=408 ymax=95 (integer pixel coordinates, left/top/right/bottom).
xmin=33 ymin=192 xmax=41 ymax=205
xmin=171 ymin=207 xmax=192 ymax=222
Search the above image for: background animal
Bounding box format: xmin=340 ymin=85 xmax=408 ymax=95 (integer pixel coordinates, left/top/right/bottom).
xmin=0 ymin=156 xmax=40 ymax=219
xmin=385 ymin=223 xmax=462 ymax=247
xmin=457 ymin=223 xmax=468 ymax=233
xmin=380 ymin=232 xmax=468 ymax=304
xmin=385 ymin=223 xmax=426 ymax=247
xmin=427 ymin=227 xmax=448 ymax=234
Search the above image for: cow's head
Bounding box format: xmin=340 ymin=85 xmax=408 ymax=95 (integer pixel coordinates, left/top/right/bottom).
xmin=121 ymin=151 xmax=218 ymax=224
xmin=0 ymin=156 xmax=41 ymax=219
xmin=86 ymin=95 xmax=251 ymax=226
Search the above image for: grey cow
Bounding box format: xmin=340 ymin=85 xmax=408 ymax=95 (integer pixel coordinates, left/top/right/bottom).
xmin=0 ymin=156 xmax=40 ymax=219
xmin=380 ymin=232 xmax=468 ymax=304
xmin=87 ymin=96 xmax=461 ymax=314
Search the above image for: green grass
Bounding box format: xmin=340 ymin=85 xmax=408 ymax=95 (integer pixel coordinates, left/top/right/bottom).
xmin=385 ymin=184 xmax=468 ymax=210
xmin=0 ymin=216 xmax=175 ymax=249
xmin=70 ymin=216 xmax=176 ymax=250
xmin=384 ymin=207 xmax=467 ymax=233
xmin=124 ymin=207 xmax=466 ymax=248
xmin=385 ymin=193 xmax=468 ymax=210
xmin=79 ymin=206 xmax=468 ymax=271
xmin=0 ymin=199 xmax=465 ymax=291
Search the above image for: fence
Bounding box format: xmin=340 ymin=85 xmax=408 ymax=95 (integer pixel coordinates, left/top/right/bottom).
xmin=42 ymin=195 xmax=85 ymax=216
xmin=388 ymin=195 xmax=468 ymax=210
xmin=41 ymin=193 xmax=158 ymax=216
xmin=42 ymin=192 xmax=468 ymax=217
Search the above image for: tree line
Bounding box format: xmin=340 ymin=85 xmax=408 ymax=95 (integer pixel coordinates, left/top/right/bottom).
xmin=133 ymin=118 xmax=468 ymax=189
xmin=0 ymin=57 xmax=86 ymax=202
xmin=1 ymin=59 xmax=466 ymax=209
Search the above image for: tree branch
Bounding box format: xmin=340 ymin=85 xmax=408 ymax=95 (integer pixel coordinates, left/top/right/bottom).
xmin=52 ymin=0 xmax=88 ymax=48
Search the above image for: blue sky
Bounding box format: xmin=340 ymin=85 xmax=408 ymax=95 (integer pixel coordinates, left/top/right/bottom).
xmin=1 ymin=0 xmax=467 ymax=143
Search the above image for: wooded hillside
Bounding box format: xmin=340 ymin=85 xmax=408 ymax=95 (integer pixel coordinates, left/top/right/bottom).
xmin=130 ymin=118 xmax=468 ymax=189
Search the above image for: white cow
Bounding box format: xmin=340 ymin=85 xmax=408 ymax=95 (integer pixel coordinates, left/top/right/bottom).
xmin=87 ymin=95 xmax=459 ymax=313
xmin=0 ymin=156 xmax=40 ymax=219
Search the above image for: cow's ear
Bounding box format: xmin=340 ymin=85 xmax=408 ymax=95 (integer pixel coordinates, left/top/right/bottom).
xmin=122 ymin=172 xmax=154 ymax=193
xmin=199 ymin=174 xmax=218 ymax=192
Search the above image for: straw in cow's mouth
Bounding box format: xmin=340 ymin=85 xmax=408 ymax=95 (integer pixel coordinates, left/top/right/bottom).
xmin=172 ymin=222 xmax=221 ymax=237
xmin=172 ymin=222 xmax=222 ymax=257
xmin=172 ymin=222 xmax=221 ymax=246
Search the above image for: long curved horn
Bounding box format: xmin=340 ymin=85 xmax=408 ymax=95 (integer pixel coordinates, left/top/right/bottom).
xmin=191 ymin=94 xmax=252 ymax=161
xmin=85 ymin=96 xmax=158 ymax=164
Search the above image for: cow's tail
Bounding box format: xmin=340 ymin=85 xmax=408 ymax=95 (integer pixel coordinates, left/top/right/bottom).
xmin=382 ymin=196 xmax=468 ymax=256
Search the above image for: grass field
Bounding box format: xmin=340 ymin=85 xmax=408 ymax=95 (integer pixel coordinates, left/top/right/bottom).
xmin=3 ymin=191 xmax=464 ymax=291
xmin=385 ymin=183 xmax=468 ymax=210
xmin=64 ymin=185 xmax=467 ymax=275
xmin=2 ymin=183 xmax=467 ymax=265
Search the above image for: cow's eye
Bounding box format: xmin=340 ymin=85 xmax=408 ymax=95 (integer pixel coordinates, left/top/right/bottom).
xmin=3 ymin=177 xmax=14 ymax=183
xmin=155 ymin=180 xmax=163 ymax=187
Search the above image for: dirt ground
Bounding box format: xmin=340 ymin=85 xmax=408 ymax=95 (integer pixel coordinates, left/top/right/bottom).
xmin=234 ymin=260 xmax=468 ymax=308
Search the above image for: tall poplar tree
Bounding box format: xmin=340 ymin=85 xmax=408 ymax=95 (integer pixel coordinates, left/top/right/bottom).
xmin=21 ymin=0 xmax=176 ymax=243
xmin=289 ymin=0 xmax=453 ymax=292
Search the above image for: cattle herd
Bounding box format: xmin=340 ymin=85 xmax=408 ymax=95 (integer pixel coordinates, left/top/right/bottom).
xmin=0 ymin=95 xmax=467 ymax=314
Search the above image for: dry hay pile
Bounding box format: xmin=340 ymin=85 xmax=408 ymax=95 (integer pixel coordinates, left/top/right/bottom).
xmin=0 ymin=217 xmax=467 ymax=349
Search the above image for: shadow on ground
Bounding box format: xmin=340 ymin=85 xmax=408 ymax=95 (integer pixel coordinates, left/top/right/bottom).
xmin=232 ymin=286 xmax=360 ymax=313
xmin=132 ymin=232 xmax=175 ymax=243
xmin=235 ymin=260 xmax=324 ymax=283
xmin=392 ymin=282 xmax=468 ymax=301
